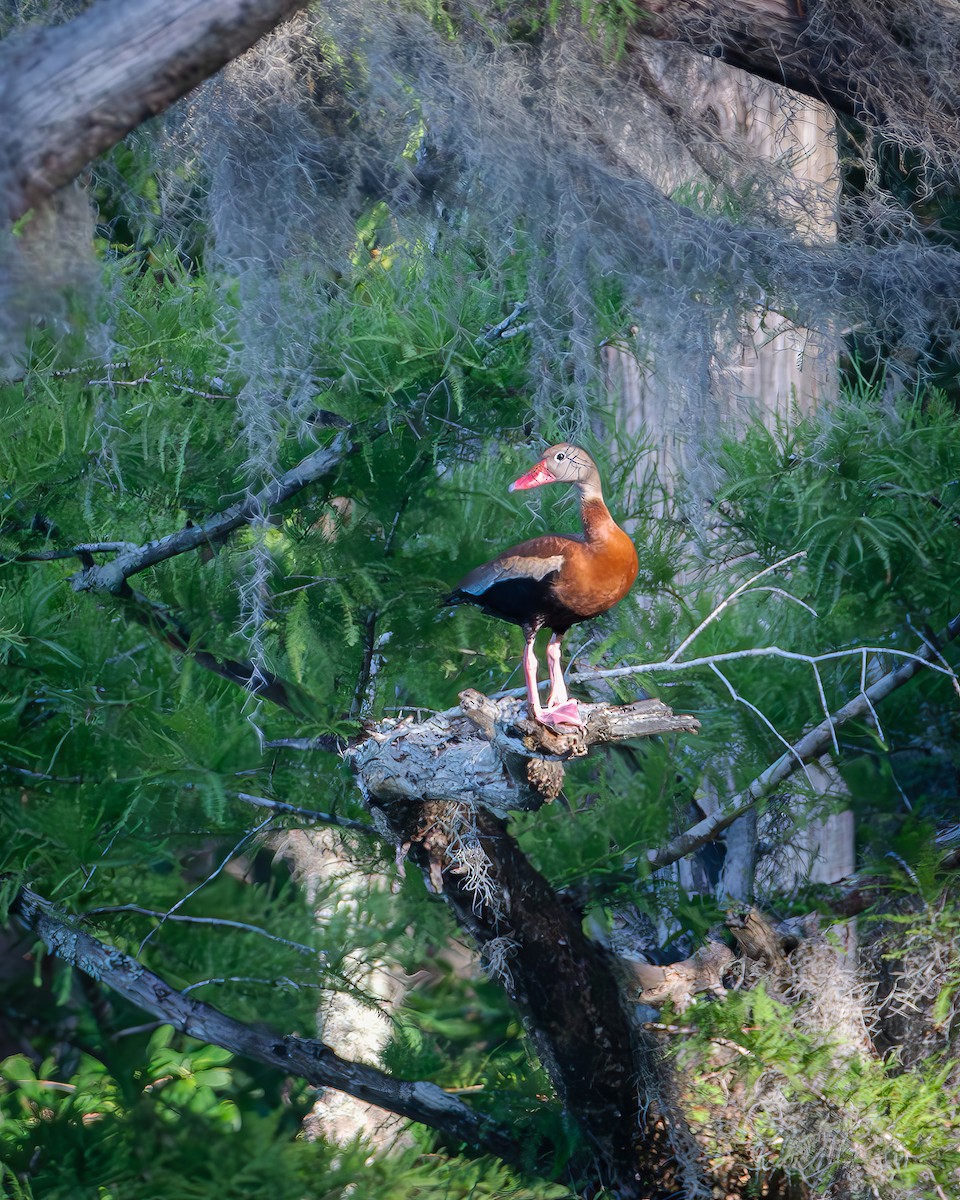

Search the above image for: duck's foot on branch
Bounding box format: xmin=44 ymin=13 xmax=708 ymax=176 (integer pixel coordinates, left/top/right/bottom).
xmin=534 ymin=700 xmax=584 ymax=730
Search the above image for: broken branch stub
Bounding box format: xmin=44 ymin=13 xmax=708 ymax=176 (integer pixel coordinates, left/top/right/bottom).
xmin=620 ymin=941 xmax=736 ymax=1011
xmin=350 ymin=691 xmax=700 ymax=814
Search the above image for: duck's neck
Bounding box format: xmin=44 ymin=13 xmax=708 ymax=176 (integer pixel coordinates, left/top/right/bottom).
xmin=578 ymin=488 xmax=619 ymax=542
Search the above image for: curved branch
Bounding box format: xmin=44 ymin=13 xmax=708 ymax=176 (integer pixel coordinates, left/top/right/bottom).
xmin=627 ymin=0 xmax=960 ymax=141
xmin=11 ymin=884 xmax=525 ymax=1166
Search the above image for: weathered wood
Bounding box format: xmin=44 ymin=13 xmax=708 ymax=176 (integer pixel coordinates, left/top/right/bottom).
xmin=351 ymin=692 xmax=700 ymax=1194
xmin=0 ymin=0 xmax=310 ymax=222
xmin=726 ymin=905 xmax=791 ymax=976
xmin=351 ymin=691 xmax=699 ymax=814
xmin=622 ymin=941 xmax=736 ymax=1011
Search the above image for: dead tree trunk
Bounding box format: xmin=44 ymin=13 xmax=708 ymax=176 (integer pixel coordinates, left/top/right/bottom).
xmin=349 ymin=691 xmax=701 ymax=1196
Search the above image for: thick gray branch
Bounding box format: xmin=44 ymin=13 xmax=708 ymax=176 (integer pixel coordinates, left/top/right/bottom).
xmin=352 ymin=691 xmax=699 ymax=815
xmin=649 ymin=613 xmax=960 ymax=870
xmin=0 ymin=0 xmax=310 ymax=222
xmin=11 ymin=884 xmax=524 ymax=1164
xmin=629 ymin=0 xmax=960 ymax=141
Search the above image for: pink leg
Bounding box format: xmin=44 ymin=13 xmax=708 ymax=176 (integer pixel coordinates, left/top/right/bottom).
xmin=522 ymin=632 xmax=543 ymax=719
xmin=545 ymin=634 xmax=568 ymax=708
xmin=539 ymin=633 xmax=583 ymax=729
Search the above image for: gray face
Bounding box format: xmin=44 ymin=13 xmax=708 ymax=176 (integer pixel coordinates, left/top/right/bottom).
xmin=539 ymin=444 xmax=596 ymax=486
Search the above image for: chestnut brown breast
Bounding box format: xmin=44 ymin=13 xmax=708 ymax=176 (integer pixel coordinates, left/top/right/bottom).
xmin=443 ymin=499 xmax=637 ymax=635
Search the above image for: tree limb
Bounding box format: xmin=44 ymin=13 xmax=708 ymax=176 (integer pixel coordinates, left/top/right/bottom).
xmin=648 ymin=611 xmax=960 ymax=870
xmin=120 ymin=587 xmax=316 ymax=714
xmin=0 ymin=0 xmax=310 ymax=222
xmin=12 ymin=438 xmax=355 ymax=716
xmin=351 ymin=691 xmax=699 ymax=816
xmin=70 ymin=438 xmax=350 ymax=596
xmin=626 ymin=0 xmax=960 ymax=141
xmin=10 ymin=884 xmax=526 ymax=1166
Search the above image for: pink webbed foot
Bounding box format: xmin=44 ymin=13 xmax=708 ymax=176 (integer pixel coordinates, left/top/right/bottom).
xmin=534 ymin=700 xmax=584 ymax=729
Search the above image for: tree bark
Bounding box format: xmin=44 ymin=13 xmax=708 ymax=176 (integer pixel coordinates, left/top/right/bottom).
xmin=379 ymin=800 xmax=681 ymax=1198
xmin=627 ymin=0 xmax=960 ymax=141
xmin=353 ymin=691 xmax=699 ymax=815
xmin=0 ymin=0 xmax=310 ymax=222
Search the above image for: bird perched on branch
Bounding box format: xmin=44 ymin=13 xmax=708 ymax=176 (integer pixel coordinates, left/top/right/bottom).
xmin=442 ymin=443 xmax=638 ymax=728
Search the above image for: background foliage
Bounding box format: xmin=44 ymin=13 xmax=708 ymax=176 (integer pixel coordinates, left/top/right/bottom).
xmin=1 ymin=1 xmax=959 ymax=1197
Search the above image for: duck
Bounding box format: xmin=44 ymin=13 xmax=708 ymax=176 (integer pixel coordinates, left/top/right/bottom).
xmin=442 ymin=443 xmax=638 ymax=728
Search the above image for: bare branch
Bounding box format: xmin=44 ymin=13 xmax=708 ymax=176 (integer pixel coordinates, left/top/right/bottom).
xmin=709 ymin=661 xmax=816 ymax=791
xmin=620 ymin=941 xmax=735 ymax=1011
xmin=121 ymin=588 xmax=314 ymax=714
xmin=71 ymin=439 xmax=349 ymax=596
xmin=235 ymin=791 xmax=382 ymax=839
xmin=627 ymin=0 xmax=960 ymax=141
xmin=648 ymin=612 xmax=960 ymax=870
xmin=138 ymin=815 xmax=276 ymax=954
xmin=181 ymin=974 xmax=324 ymax=996
xmin=5 ymin=541 xmax=142 ymax=564
xmin=82 ymin=904 xmax=319 ymax=957
xmin=574 ymin=643 xmax=958 ymax=688
xmin=0 ymin=0 xmax=311 ymax=221
xmin=11 ymin=885 xmax=524 ymax=1164
xmin=667 ymin=552 xmax=807 ymax=663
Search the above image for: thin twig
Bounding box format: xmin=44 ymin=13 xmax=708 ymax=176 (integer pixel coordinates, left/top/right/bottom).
xmin=235 ymin=792 xmax=382 ymax=839
xmin=810 ymin=660 xmax=839 ymax=755
xmin=574 ymin=643 xmax=959 ymax=685
xmin=648 ymin=611 xmax=960 ymax=871
xmin=860 ymin=649 xmax=885 ymax=744
xmin=667 ymin=552 xmax=808 ymax=663
xmin=709 ymin=663 xmax=816 ymax=790
xmin=138 ymin=815 xmax=276 ymax=954
xmin=182 ymin=974 xmax=324 ymax=995
xmin=906 ymin=613 xmax=960 ymax=699
xmin=84 ymin=904 xmax=320 ymax=956
xmin=262 ymin=735 xmax=346 ymax=751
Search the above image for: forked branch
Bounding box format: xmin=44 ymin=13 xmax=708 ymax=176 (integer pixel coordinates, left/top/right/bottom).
xmin=649 ymin=610 xmax=960 ymax=869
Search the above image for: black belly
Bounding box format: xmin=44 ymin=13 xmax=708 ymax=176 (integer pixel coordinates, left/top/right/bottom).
xmin=444 ymin=576 xmax=579 ymax=636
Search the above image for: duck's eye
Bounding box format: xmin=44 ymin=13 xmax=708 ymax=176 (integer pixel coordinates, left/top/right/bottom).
xmin=555 ymin=451 xmax=565 ymax=461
